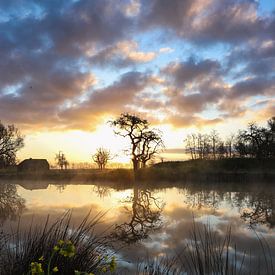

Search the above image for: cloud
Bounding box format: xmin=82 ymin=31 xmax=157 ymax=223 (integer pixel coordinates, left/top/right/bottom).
xmin=58 ymin=71 xmax=157 ymax=129
xmin=162 ymin=58 xmax=221 ymax=89
xmin=0 ymin=0 xmax=133 ymax=128
xmin=159 ymin=47 xmax=174 ymax=53
xmin=140 ymin=0 xmax=268 ymax=44
xmin=90 ymin=40 xmax=157 ymax=68
xmin=0 ymin=0 xmax=274 ymax=131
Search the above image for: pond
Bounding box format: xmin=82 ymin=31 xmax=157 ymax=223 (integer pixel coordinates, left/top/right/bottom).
xmin=1 ymin=181 xmax=275 ymax=274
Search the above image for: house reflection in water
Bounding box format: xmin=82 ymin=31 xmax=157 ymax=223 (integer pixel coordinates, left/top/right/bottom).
xmin=19 ymin=182 xmax=49 ymax=191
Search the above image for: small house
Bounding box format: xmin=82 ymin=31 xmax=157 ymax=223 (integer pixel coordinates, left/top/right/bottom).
xmin=17 ymin=158 xmax=50 ymax=173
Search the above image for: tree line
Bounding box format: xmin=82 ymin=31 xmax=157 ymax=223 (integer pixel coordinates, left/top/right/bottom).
xmin=184 ymin=117 xmax=275 ymax=160
xmin=0 ymin=115 xmax=274 ymax=171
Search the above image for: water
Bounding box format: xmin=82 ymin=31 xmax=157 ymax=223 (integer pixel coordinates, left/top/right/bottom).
xmin=1 ymin=181 xmax=275 ymax=273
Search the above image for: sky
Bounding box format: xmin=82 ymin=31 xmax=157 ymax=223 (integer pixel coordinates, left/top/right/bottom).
xmin=0 ymin=0 xmax=274 ymax=164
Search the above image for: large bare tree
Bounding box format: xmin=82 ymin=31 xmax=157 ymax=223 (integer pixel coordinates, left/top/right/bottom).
xmin=110 ymin=113 xmax=163 ymax=171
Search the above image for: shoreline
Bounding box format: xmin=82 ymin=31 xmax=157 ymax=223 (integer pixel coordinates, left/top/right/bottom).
xmin=0 ymin=158 xmax=274 ymax=184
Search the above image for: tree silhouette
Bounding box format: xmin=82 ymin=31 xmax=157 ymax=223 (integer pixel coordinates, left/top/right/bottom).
xmin=92 ymin=147 xmax=111 ymax=170
xmin=110 ymin=113 xmax=163 ymax=171
xmin=111 ymin=186 xmax=164 ymax=243
xmin=184 ymin=118 xmax=275 ymax=160
xmin=55 ymin=151 xmax=69 ymax=169
xmin=0 ymin=122 xmax=24 ymax=168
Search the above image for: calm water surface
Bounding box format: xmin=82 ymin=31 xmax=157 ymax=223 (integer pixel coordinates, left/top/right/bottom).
xmin=1 ymin=181 xmax=275 ymax=273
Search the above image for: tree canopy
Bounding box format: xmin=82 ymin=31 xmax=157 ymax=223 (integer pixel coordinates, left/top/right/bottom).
xmin=0 ymin=122 xmax=24 ymax=168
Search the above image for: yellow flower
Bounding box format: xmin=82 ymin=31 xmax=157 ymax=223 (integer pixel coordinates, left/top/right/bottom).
xmin=58 ymin=240 xmax=64 ymax=245
xmin=52 ymin=266 xmax=59 ymax=273
xmin=38 ymin=256 xmax=44 ymax=261
xmin=59 ymin=240 xmax=76 ymax=258
xmin=53 ymin=245 xmax=59 ymax=252
xmin=30 ymin=262 xmax=44 ymax=275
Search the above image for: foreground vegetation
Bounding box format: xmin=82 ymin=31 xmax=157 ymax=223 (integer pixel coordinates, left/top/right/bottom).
xmin=0 ymin=212 xmax=115 ymax=275
xmin=0 ymin=212 xmax=274 ymax=275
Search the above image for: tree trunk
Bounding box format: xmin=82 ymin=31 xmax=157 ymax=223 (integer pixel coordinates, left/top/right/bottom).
xmin=132 ymin=158 xmax=139 ymax=172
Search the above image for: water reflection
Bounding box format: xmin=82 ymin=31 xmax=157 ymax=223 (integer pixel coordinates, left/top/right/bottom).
xmin=19 ymin=181 xmax=49 ymax=190
xmin=1 ymin=181 xmax=275 ymax=273
xmin=93 ymin=185 xmax=111 ymax=198
xmin=0 ymin=183 xmax=25 ymax=224
xmin=182 ymin=186 xmax=275 ymax=228
xmin=240 ymin=192 xmax=275 ymax=228
xmin=55 ymin=183 xmax=67 ymax=193
xmin=112 ymin=185 xmax=164 ymax=244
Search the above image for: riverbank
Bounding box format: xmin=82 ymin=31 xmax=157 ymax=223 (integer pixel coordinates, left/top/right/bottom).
xmin=0 ymin=158 xmax=274 ymax=184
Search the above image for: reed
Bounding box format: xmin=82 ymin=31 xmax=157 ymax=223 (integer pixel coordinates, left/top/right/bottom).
xmin=0 ymin=211 xmax=114 ymax=275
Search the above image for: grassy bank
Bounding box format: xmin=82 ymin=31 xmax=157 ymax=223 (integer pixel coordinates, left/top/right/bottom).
xmin=137 ymin=158 xmax=275 ymax=183
xmin=0 ymin=158 xmax=274 ymax=184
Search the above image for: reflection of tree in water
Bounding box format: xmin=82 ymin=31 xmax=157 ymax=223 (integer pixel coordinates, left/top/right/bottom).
xmin=183 ymin=187 xmax=275 ymax=228
xmin=55 ymin=183 xmax=67 ymax=193
xmin=92 ymin=185 xmax=111 ymax=199
xmin=112 ymin=186 xmax=164 ymax=244
xmin=0 ymin=184 xmax=25 ymax=224
xmin=240 ymin=192 xmax=275 ymax=228
xmin=183 ymin=189 xmax=229 ymax=210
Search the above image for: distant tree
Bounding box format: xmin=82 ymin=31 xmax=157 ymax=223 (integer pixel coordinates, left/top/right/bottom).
xmin=210 ymin=130 xmax=219 ymax=160
xmin=111 ymin=113 xmax=163 ymax=171
xmin=185 ymin=133 xmax=211 ymax=160
xmin=55 ymin=151 xmax=69 ymax=169
xmin=0 ymin=122 xmax=24 ymax=168
xmin=184 ymin=117 xmax=274 ymax=161
xmin=217 ymin=141 xmax=227 ymax=159
xmin=225 ymin=134 xmax=235 ymax=158
xmin=92 ymin=147 xmax=111 ymax=170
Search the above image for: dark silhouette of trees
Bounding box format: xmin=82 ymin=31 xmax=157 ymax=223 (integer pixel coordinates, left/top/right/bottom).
xmin=92 ymin=147 xmax=111 ymax=170
xmin=0 ymin=122 xmax=24 ymax=168
xmin=111 ymin=186 xmax=163 ymax=243
xmin=55 ymin=151 xmax=69 ymax=169
xmin=210 ymin=130 xmax=219 ymax=160
xmin=184 ymin=117 xmax=274 ymax=160
xmin=111 ymin=113 xmax=163 ymax=171
xmin=235 ymin=118 xmax=275 ymax=159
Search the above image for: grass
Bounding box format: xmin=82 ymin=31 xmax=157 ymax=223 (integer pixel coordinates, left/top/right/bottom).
xmin=0 ymin=211 xmax=115 ymax=275
xmin=136 ymin=223 xmax=275 ymax=275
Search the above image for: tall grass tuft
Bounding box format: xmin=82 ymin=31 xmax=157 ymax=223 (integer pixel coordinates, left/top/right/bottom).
xmin=0 ymin=211 xmax=114 ymax=275
xmin=137 ymin=222 xmax=274 ymax=275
